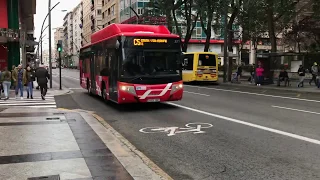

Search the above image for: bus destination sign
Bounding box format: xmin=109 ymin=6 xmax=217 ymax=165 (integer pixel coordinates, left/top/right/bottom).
xmin=134 ymin=38 xmax=167 ymax=46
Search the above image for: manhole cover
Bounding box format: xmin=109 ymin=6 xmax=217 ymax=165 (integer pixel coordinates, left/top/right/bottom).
xmin=28 ymin=175 xmax=60 ymax=180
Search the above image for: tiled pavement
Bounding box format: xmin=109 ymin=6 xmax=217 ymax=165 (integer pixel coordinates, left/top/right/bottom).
xmin=0 ymin=108 xmax=159 ymax=180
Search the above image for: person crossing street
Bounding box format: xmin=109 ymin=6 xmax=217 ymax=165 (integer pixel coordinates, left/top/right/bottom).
xmin=12 ymin=64 xmax=27 ymax=99
xmin=35 ymin=64 xmax=50 ymax=100
xmin=26 ymin=66 xmax=35 ymax=99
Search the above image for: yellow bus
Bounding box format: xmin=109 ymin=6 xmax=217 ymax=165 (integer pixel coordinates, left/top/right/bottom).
xmin=181 ymin=52 xmax=219 ymax=82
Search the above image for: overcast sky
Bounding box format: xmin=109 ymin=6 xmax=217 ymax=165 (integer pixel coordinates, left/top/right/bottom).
xmin=34 ymin=0 xmax=81 ymax=50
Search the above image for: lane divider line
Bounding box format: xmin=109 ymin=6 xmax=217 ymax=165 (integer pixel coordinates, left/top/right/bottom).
xmin=184 ymin=91 xmax=210 ymax=96
xmin=184 ymin=85 xmax=320 ymax=103
xmin=272 ymin=105 xmax=320 ymax=115
xmin=167 ymin=102 xmax=320 ymax=146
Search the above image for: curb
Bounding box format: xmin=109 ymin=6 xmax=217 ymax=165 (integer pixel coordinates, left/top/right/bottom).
xmin=220 ymin=83 xmax=319 ymax=95
xmin=90 ymin=113 xmax=173 ymax=180
xmin=55 ymin=108 xmax=172 ymax=179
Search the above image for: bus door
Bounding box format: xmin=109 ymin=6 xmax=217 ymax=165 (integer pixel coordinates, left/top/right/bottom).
xmin=90 ymin=54 xmax=96 ymax=93
xmin=109 ymin=50 xmax=119 ymax=101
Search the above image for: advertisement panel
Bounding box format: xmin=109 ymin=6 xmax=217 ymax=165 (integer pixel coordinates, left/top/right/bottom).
xmin=0 ymin=0 xmax=8 ymax=28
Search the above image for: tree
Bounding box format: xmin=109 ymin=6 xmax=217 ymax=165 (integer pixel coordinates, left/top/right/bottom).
xmin=197 ymin=0 xmax=219 ymax=51
xmin=173 ymin=0 xmax=199 ymax=52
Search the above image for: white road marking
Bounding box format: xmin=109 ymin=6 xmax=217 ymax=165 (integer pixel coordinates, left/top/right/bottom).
xmin=139 ymin=123 xmax=213 ymax=136
xmin=167 ymin=102 xmax=320 ymax=145
xmin=272 ymin=105 xmax=320 ymax=115
xmin=184 ymin=91 xmax=210 ymax=96
xmin=68 ymin=88 xmax=83 ymax=90
xmin=62 ymin=76 xmax=80 ymax=81
xmin=184 ymin=85 xmax=320 ymax=103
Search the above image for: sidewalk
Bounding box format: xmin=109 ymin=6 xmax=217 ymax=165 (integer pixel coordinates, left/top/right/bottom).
xmin=0 ymin=107 xmax=168 ymax=180
xmin=219 ymin=78 xmax=320 ymax=94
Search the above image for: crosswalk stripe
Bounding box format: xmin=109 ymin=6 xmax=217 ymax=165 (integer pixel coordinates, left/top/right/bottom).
xmin=0 ymin=95 xmax=57 ymax=108
xmin=0 ymin=102 xmax=56 ymax=105
xmin=12 ymin=105 xmax=57 ymax=108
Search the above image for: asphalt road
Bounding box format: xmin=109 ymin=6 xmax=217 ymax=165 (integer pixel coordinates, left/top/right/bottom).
xmin=53 ymin=69 xmax=320 ymax=180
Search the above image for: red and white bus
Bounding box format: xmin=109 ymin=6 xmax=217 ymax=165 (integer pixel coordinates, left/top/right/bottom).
xmin=79 ymin=24 xmax=183 ymax=104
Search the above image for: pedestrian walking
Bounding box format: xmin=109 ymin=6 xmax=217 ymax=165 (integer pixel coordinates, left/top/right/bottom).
xmin=35 ymin=64 xmax=50 ymax=100
xmin=26 ymin=66 xmax=35 ymax=99
xmin=309 ymin=62 xmax=318 ymax=86
xmin=297 ymin=65 xmax=305 ymax=87
xmin=1 ymin=67 xmax=11 ymax=100
xmin=256 ymin=65 xmax=264 ymax=86
xmin=12 ymin=64 xmax=27 ymax=99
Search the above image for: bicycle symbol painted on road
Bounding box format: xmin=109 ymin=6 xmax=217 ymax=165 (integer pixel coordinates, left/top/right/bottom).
xmin=139 ymin=123 xmax=213 ymax=136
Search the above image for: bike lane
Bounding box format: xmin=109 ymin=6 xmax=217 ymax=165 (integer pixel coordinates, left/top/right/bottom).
xmin=63 ymin=92 xmax=320 ymax=180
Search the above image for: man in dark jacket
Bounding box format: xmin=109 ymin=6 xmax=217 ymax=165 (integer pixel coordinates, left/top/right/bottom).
xmin=35 ymin=64 xmax=50 ymax=100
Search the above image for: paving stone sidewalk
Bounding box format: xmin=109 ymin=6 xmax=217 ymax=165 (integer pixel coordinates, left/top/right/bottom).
xmin=0 ymin=108 xmax=165 ymax=180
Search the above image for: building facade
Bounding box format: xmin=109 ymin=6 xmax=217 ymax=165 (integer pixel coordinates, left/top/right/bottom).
xmin=102 ymin=0 xmax=119 ymax=27
xmin=82 ymin=0 xmax=103 ymax=46
xmin=0 ymin=0 xmax=37 ymax=69
xmin=54 ymin=27 xmax=64 ymax=59
xmin=71 ymin=2 xmax=83 ymax=67
xmin=62 ymin=12 xmax=73 ymax=66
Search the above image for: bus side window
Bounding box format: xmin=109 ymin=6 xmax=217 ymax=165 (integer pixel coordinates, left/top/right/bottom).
xmin=82 ymin=58 xmax=86 ymax=73
xmin=182 ymin=54 xmax=193 ymax=70
xmin=100 ymin=49 xmax=110 ymax=76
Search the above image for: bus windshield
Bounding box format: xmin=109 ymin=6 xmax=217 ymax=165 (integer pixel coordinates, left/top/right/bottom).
xmin=122 ymin=48 xmax=181 ymax=77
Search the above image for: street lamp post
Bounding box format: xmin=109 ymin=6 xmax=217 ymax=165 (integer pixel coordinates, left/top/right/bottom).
xmin=40 ymin=34 xmax=47 ymax=66
xmin=38 ymin=1 xmax=60 ymax=63
xmin=37 ymin=25 xmax=48 ymax=60
xmin=48 ymin=0 xmax=53 ymax=88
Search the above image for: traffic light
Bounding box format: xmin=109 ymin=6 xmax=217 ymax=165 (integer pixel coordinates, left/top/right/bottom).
xmin=57 ymin=40 xmax=62 ymax=52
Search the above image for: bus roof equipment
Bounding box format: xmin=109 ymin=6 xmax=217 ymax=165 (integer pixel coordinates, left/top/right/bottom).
xmin=91 ymin=24 xmax=179 ymax=44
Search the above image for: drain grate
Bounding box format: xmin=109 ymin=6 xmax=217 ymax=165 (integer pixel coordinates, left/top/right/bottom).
xmin=46 ymin=117 xmax=61 ymax=120
xmin=28 ymin=175 xmax=60 ymax=180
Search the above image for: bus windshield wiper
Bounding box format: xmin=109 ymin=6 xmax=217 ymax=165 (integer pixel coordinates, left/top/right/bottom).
xmin=128 ymin=75 xmax=149 ymax=82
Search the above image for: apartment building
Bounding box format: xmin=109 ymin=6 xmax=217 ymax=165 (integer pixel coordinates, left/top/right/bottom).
xmin=82 ymin=0 xmax=103 ymax=46
xmin=54 ymin=27 xmax=64 ymax=59
xmin=72 ymin=2 xmax=83 ymax=67
xmin=62 ymin=12 xmax=73 ymax=66
xmin=102 ymin=0 xmax=119 ymax=27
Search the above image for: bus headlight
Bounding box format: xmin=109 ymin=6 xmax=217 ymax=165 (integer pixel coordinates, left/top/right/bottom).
xmin=171 ymin=83 xmax=183 ymax=94
xmin=120 ymin=85 xmax=136 ymax=95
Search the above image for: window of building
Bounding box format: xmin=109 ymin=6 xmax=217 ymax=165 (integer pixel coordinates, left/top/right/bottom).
xmin=111 ymin=5 xmax=115 ymax=16
xmin=102 ymin=12 xmax=105 ymax=18
xmin=97 ymin=9 xmax=102 ymax=15
xmin=108 ymin=8 xmax=110 ymax=15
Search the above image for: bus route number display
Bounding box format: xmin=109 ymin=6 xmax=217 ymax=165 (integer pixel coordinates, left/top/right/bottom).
xmin=134 ymin=38 xmax=167 ymax=46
